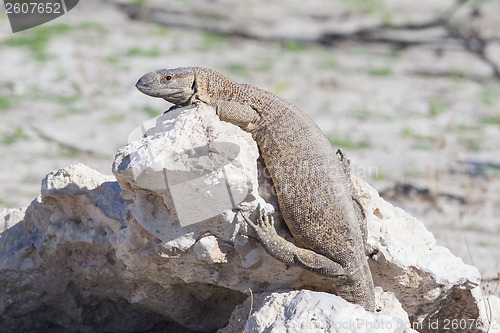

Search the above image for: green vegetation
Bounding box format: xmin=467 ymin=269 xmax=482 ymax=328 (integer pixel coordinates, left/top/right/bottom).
xmin=403 ymin=122 xmax=484 ymax=152
xmin=401 ymin=126 xmax=415 ymax=138
xmin=102 ymin=114 xmax=126 ymax=123
xmin=141 ymin=106 xmax=161 ymax=118
xmin=468 ymin=0 xmax=495 ymax=5
xmin=479 ymin=89 xmax=496 ymax=106
xmin=448 ymin=70 xmax=466 ymax=85
xmin=49 ymin=92 xmax=82 ymax=104
xmin=104 ymin=55 xmax=120 ymax=64
xmin=328 ymin=133 xmax=371 ymax=149
xmin=126 ymin=46 xmax=161 ymax=57
xmin=373 ymin=169 xmax=387 ymax=180
xmin=353 ymin=108 xmax=393 ymax=120
xmin=314 ymin=48 xmax=340 ymax=69
xmin=256 ymin=57 xmax=275 ymax=72
xmin=353 ymin=109 xmax=374 ymax=119
xmin=75 ymin=22 xmax=109 ymax=45
xmin=78 ymin=21 xmax=100 ymax=31
xmin=319 ymin=100 xmax=333 ymax=114
xmin=401 ymin=127 xmax=437 ymax=151
xmin=27 ymin=87 xmax=83 ymax=109
xmin=283 ymin=40 xmax=307 ymax=52
xmin=272 ymin=81 xmax=291 ymax=95
xmin=429 ymin=97 xmax=446 ymax=116
xmin=56 ymin=108 xmax=87 ymax=118
xmin=410 ymin=141 xmax=434 ymax=151
xmin=223 ymin=63 xmax=250 ymax=78
xmin=404 ymin=169 xmax=424 ymax=178
xmin=153 ymin=26 xmax=170 ymax=36
xmin=199 ymin=33 xmax=228 ymax=52
xmin=3 ymin=24 xmax=72 ymax=61
xmin=480 ymin=115 xmax=500 ymax=125
xmin=317 ymin=57 xmax=339 ymax=70
xmin=57 ymin=68 xmax=68 ymax=81
xmin=369 ymin=66 xmax=393 ymax=77
xmin=381 ymin=11 xmax=393 ymax=25
xmin=460 ymin=135 xmax=484 ymax=152
xmin=344 ymin=0 xmax=385 ymax=14
xmin=350 ymin=46 xmax=367 ymax=57
xmin=58 ymin=147 xmax=79 ymax=158
xmin=0 ymin=198 xmax=14 ymax=207
xmin=0 ymin=95 xmax=12 ymax=110
xmin=1 ymin=126 xmax=29 ymax=145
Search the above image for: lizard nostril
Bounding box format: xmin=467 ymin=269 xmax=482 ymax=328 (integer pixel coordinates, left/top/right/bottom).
xmin=136 ymin=76 xmax=151 ymax=89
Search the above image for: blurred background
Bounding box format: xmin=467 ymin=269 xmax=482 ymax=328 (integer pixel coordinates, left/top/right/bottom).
xmin=0 ymin=0 xmax=499 ymax=295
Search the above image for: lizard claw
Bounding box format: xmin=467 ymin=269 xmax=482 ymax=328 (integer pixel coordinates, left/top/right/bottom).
xmin=240 ymin=210 xmax=257 ymax=229
xmin=240 ymin=203 xmax=262 ymax=230
xmin=241 ymin=203 xmax=277 ymax=242
xmin=258 ymin=206 xmax=275 ymax=229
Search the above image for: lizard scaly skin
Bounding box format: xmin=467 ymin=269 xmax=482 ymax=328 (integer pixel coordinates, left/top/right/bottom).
xmin=136 ymin=67 xmax=376 ymax=310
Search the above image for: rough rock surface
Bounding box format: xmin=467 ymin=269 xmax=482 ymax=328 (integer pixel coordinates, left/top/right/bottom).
xmin=0 ymin=163 xmax=247 ymax=332
xmin=357 ymin=175 xmax=485 ymax=330
xmin=479 ymin=296 xmax=500 ymax=333
xmin=235 ymin=290 xmax=407 ymax=333
xmin=220 ymin=288 xmax=418 ymax=333
xmin=0 ymin=207 xmax=25 ymax=234
xmin=0 ymin=104 xmax=498 ymax=332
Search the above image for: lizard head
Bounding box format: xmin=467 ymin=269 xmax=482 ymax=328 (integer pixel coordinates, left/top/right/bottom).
xmin=136 ymin=67 xmax=196 ymax=106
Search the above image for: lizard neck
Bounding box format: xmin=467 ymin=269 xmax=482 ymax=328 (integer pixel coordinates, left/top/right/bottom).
xmin=192 ymin=67 xmax=228 ymax=102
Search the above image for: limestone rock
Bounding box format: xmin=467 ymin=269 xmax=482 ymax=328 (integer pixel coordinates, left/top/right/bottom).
xmin=0 ymin=207 xmax=25 ymax=235
xmin=374 ymin=287 xmax=413 ymax=331
xmin=113 ymin=104 xmax=263 ymax=249
xmin=0 ymin=103 xmax=496 ymax=332
xmin=354 ymin=176 xmax=484 ymax=331
xmin=0 ymin=164 xmax=245 ymax=332
xmin=221 ymin=288 xmax=418 ymax=333
xmin=479 ymin=295 xmax=500 ymax=333
xmin=240 ymin=290 xmax=407 ymax=333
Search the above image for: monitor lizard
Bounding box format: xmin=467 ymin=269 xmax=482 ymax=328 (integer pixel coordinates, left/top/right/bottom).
xmin=135 ymin=67 xmax=376 ymax=311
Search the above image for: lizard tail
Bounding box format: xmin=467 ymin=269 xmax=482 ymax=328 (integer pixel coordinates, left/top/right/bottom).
xmin=336 ymin=263 xmax=376 ymax=311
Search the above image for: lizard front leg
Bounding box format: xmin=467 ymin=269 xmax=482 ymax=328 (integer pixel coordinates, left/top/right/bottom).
xmin=211 ymin=100 xmax=261 ymax=132
xmin=241 ymin=206 xmax=346 ymax=277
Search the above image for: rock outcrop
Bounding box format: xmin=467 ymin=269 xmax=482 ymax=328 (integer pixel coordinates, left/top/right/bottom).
xmin=0 ymin=104 xmax=498 ymax=332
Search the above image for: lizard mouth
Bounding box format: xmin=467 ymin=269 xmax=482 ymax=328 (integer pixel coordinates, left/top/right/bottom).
xmin=135 ymin=74 xmax=186 ymax=99
xmin=135 ymin=74 xmax=162 ymax=97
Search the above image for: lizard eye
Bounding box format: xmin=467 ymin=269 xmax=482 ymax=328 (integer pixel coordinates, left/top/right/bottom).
xmin=161 ymin=75 xmax=173 ymax=83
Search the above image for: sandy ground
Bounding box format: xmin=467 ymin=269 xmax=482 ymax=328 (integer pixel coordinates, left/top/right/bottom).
xmin=0 ymin=0 xmax=499 ymax=295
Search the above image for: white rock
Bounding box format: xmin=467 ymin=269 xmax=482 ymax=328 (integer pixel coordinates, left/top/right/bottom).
xmin=0 ymin=207 xmax=26 ymax=235
xmin=374 ymin=287 xmax=412 ymax=330
xmin=222 ymin=289 xmax=419 ymax=333
xmin=0 ymin=163 xmax=247 ymax=332
xmin=479 ymin=295 xmax=500 ymax=333
xmin=113 ymin=104 xmax=263 ymax=248
xmin=0 ymin=103 xmax=491 ymax=332
xmin=193 ymin=235 xmax=227 ymax=263
xmin=354 ymin=176 xmax=483 ymax=326
xmin=244 ymin=290 xmax=406 ymax=333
